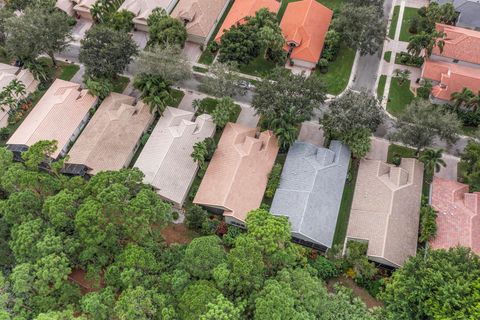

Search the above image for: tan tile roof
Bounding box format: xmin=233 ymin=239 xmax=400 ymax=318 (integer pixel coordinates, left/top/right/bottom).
xmin=422 ymin=59 xmax=480 ymax=101
xmin=134 ymin=107 xmax=215 ymax=206
xmin=73 ymin=0 xmax=96 ymax=14
xmin=346 ymin=158 xmax=424 ymax=267
xmin=119 ymin=0 xmax=178 ymax=26
xmin=172 ymin=0 xmax=229 ymax=38
xmin=214 ymin=0 xmax=280 ymax=42
xmin=433 ymin=23 xmax=480 ymax=64
xmin=194 ymin=122 xmax=279 ymax=223
xmin=280 ymin=0 xmax=333 ymax=63
xmin=7 ymin=79 xmax=97 ymax=158
xmin=67 ymin=93 xmax=153 ymax=175
xmin=430 ymin=177 xmax=480 ymax=254
xmin=56 ymin=0 xmax=75 ymax=15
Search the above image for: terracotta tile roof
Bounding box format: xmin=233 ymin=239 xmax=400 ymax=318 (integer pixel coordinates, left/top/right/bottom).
xmin=119 ymin=0 xmax=178 ymax=26
xmin=194 ymin=122 xmax=279 ymax=223
xmin=280 ymin=0 xmax=332 ymax=64
xmin=67 ymin=93 xmax=153 ymax=175
xmin=7 ymin=79 xmax=97 ymax=159
xmin=214 ymin=0 xmax=280 ymax=42
xmin=433 ymin=23 xmax=480 ymax=64
xmin=172 ymin=0 xmax=229 ymax=38
xmin=422 ymin=59 xmax=480 ymax=101
xmin=346 ymin=158 xmax=424 ymax=267
xmin=430 ymin=177 xmax=480 ymax=254
xmin=134 ymin=107 xmax=215 ymax=206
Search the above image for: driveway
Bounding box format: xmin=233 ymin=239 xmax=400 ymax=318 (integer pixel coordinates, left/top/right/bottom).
xmin=236 ymin=106 xmax=259 ymax=128
xmin=366 ymin=137 xmax=390 ymax=161
xmin=177 ymin=90 xmax=205 ymax=112
xmin=183 ymin=42 xmax=202 ymax=63
xmin=132 ymin=31 xmax=148 ymax=50
xmin=298 ymin=121 xmax=325 ymax=146
xmin=71 ymin=18 xmax=92 ymax=44
xmin=435 ymin=154 xmax=460 ymax=181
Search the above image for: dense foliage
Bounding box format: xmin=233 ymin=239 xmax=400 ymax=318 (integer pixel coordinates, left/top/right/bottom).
xmin=458 ymin=140 xmax=480 ymax=192
xmin=147 ymin=8 xmax=187 ymax=48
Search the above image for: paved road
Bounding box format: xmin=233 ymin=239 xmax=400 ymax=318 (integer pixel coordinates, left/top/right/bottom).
xmin=350 ymin=0 xmax=395 ymax=92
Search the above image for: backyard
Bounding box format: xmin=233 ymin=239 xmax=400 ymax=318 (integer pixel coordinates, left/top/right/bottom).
xmin=315 ymin=46 xmax=356 ymax=95
xmin=387 ymin=77 xmax=414 ymax=117
xmin=399 ymin=7 xmax=419 ymax=42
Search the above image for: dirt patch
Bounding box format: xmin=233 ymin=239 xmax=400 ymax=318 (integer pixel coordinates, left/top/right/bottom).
xmin=327 ymin=275 xmax=383 ymax=309
xmin=161 ymin=223 xmax=198 ymax=245
xmin=69 ymin=268 xmax=104 ymax=295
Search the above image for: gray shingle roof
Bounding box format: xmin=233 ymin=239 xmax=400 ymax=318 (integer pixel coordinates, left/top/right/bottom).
xmin=433 ymin=0 xmax=480 ymax=29
xmin=270 ymin=141 xmax=350 ymax=248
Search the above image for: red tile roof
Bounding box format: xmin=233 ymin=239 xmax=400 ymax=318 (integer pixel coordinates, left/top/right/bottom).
xmin=421 ymin=59 xmax=480 ymax=100
xmin=430 ymin=177 xmax=480 ymax=254
xmin=433 ymin=23 xmax=480 ymax=64
xmin=280 ymin=0 xmax=332 ymax=64
xmin=214 ymin=0 xmax=280 ymax=42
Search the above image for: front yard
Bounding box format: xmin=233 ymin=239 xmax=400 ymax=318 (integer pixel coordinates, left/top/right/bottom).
xmin=377 ymin=75 xmax=387 ymax=101
xmin=399 ymin=7 xmax=419 ymax=42
xmin=314 ymin=46 xmax=356 ymax=95
xmin=388 ymin=6 xmax=400 ymax=39
xmin=386 ymin=77 xmax=414 ymax=117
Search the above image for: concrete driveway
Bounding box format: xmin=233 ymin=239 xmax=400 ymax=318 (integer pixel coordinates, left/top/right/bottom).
xmin=298 ymin=121 xmax=325 ymax=146
xmin=132 ymin=31 xmax=148 ymax=50
xmin=435 ymin=154 xmax=460 ymax=181
xmin=183 ymin=42 xmax=202 ymax=63
xmin=71 ymin=18 xmax=92 ymax=44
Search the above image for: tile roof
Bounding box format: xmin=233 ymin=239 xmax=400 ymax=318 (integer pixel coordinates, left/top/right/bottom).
xmin=134 ymin=107 xmax=215 ymax=206
xmin=430 ymin=177 xmax=480 ymax=254
xmin=56 ymin=0 xmax=75 ymax=15
xmin=433 ymin=23 xmax=480 ymax=64
xmin=270 ymin=141 xmax=351 ymax=249
xmin=194 ymin=122 xmax=279 ymax=223
xmin=422 ymin=59 xmax=480 ymax=101
xmin=172 ymin=0 xmax=229 ymax=39
xmin=214 ymin=0 xmax=280 ymax=42
xmin=280 ymin=0 xmax=332 ymax=64
xmin=7 ymin=79 xmax=97 ymax=159
xmin=72 ymin=0 xmax=96 ymax=14
xmin=67 ymin=93 xmax=153 ymax=175
xmin=119 ymin=0 xmax=178 ymax=26
xmin=346 ymin=158 xmax=424 ymax=267
xmin=433 ymin=0 xmax=480 ymax=29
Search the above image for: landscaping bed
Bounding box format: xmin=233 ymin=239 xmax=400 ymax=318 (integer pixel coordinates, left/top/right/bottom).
xmin=386 ymin=77 xmax=414 ymax=117
xmin=160 ymin=223 xmax=198 ymax=245
xmin=383 ymin=51 xmax=392 ymax=63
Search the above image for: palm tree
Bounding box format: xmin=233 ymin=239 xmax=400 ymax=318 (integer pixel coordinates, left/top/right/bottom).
xmin=467 ymin=92 xmax=480 ymax=112
xmin=419 ymin=148 xmax=446 ymax=182
xmin=407 ymin=31 xmax=445 ymax=57
xmin=133 ymin=73 xmax=172 ymax=115
xmin=451 ymin=88 xmax=475 ymax=110
xmin=191 ymin=140 xmax=208 ymax=168
xmin=0 ymin=79 xmax=26 ymax=115
xmin=395 ymin=69 xmax=411 ymax=85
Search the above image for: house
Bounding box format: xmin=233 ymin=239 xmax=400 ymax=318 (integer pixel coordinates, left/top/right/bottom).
xmin=280 ymin=0 xmax=333 ymax=69
xmin=270 ymin=141 xmax=350 ymax=251
xmin=0 ymin=63 xmax=38 ymax=129
xmin=430 ymin=177 xmax=480 ymax=254
xmin=346 ymin=158 xmax=424 ymax=268
xmin=7 ymin=79 xmax=97 ymax=160
xmin=193 ymin=122 xmax=278 ymax=226
xmin=64 ymin=93 xmax=153 ymax=177
xmin=134 ymin=107 xmax=215 ymax=207
xmin=421 ymin=24 xmax=480 ymax=103
xmin=72 ymin=0 xmax=97 ymax=20
xmin=119 ymin=0 xmax=179 ymax=31
xmin=214 ymin=0 xmax=280 ymax=42
xmin=432 ymin=0 xmax=480 ymax=29
xmin=172 ymin=0 xmax=230 ymax=45
xmin=56 ymin=0 xmax=75 ymax=16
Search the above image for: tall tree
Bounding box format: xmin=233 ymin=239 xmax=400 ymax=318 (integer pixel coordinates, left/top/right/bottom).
xmin=333 ymin=4 xmax=386 ymax=55
xmin=381 ymin=247 xmax=480 ymax=320
xmin=253 ymin=68 xmax=326 ymax=149
xmin=419 ymin=148 xmax=446 ymax=183
xmin=79 ymin=25 xmax=138 ymax=80
xmin=133 ymin=73 xmax=172 ymax=115
xmin=407 ymin=31 xmax=444 ymax=57
xmin=199 ymin=62 xmax=245 ymax=98
xmin=458 ymin=140 xmax=480 ymax=192
xmin=147 ymin=8 xmax=187 ymax=48
xmin=182 ymin=236 xmax=226 ymax=280
xmin=392 ymin=100 xmax=460 ymax=154
xmin=451 ymin=88 xmax=475 ymax=110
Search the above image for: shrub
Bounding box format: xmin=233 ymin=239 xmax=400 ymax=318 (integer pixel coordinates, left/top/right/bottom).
xmin=419 ymin=200 xmax=438 ymax=243
xmin=321 ymin=30 xmax=341 ymax=62
xmin=208 ymin=41 xmax=219 ymax=53
xmin=0 ymin=127 xmax=10 ymax=140
xmin=265 ymin=163 xmax=282 ymax=198
xmin=396 ymin=52 xmax=424 ymax=67
xmin=85 ymin=77 xmax=113 ymax=100
xmin=171 ymin=211 xmax=179 ymax=220
xmin=309 ymin=255 xmax=338 ymax=280
xmin=222 ymin=225 xmax=243 ymax=247
xmin=318 ymin=58 xmax=329 ymax=73
xmin=185 ymin=205 xmax=208 ymax=230
xmin=409 ymin=16 xmax=420 ymax=34
xmin=417 ymin=80 xmax=432 ymax=99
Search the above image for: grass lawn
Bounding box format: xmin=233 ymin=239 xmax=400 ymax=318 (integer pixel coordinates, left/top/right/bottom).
xmin=168 ymin=89 xmax=185 ymax=108
xmin=399 ymin=7 xmax=419 ymax=42
xmin=377 ymin=75 xmax=387 ymax=100
xmin=278 ymin=0 xmax=345 ymax=20
xmin=198 ymin=50 xmax=216 ymax=65
xmin=388 ymin=6 xmax=400 ymax=39
xmin=387 ymin=77 xmax=414 ymax=117
xmin=192 ymin=66 xmax=208 ymax=73
xmin=58 ymin=64 xmax=80 ymax=81
xmin=461 ymin=126 xmax=478 ymax=137
xmin=332 ymin=160 xmax=358 ymax=246
xmin=111 ymin=76 xmax=130 ymax=94
xmin=383 ymin=51 xmax=392 ymax=63
xmin=238 ymin=52 xmax=277 ymax=77
xmin=314 ymin=46 xmax=355 ymax=95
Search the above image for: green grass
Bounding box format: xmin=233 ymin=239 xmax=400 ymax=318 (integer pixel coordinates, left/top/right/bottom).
xmin=383 ymin=51 xmax=392 ymax=63
xmin=167 ymin=89 xmax=185 ymax=108
xmin=399 ymin=7 xmax=419 ymax=42
xmin=461 ymin=126 xmax=478 ymax=137
xmin=238 ymin=52 xmax=277 ymax=77
xmin=198 ymin=50 xmax=216 ymax=65
xmin=193 ymin=66 xmax=208 ymax=73
xmin=314 ymin=46 xmax=355 ymax=95
xmin=333 ymin=160 xmax=358 ymax=246
xmin=278 ymin=0 xmax=345 ymax=21
xmin=387 ymin=77 xmax=414 ymax=117
xmin=388 ymin=6 xmax=400 ymax=39
xmin=111 ymin=76 xmax=130 ymax=94
xmin=58 ymin=64 xmax=80 ymax=81
xmin=377 ymin=75 xmax=387 ymax=100
xmin=387 ymin=144 xmax=416 ymax=164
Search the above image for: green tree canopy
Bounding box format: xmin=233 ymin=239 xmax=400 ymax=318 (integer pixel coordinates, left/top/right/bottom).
xmin=147 ymin=8 xmax=187 ymax=48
